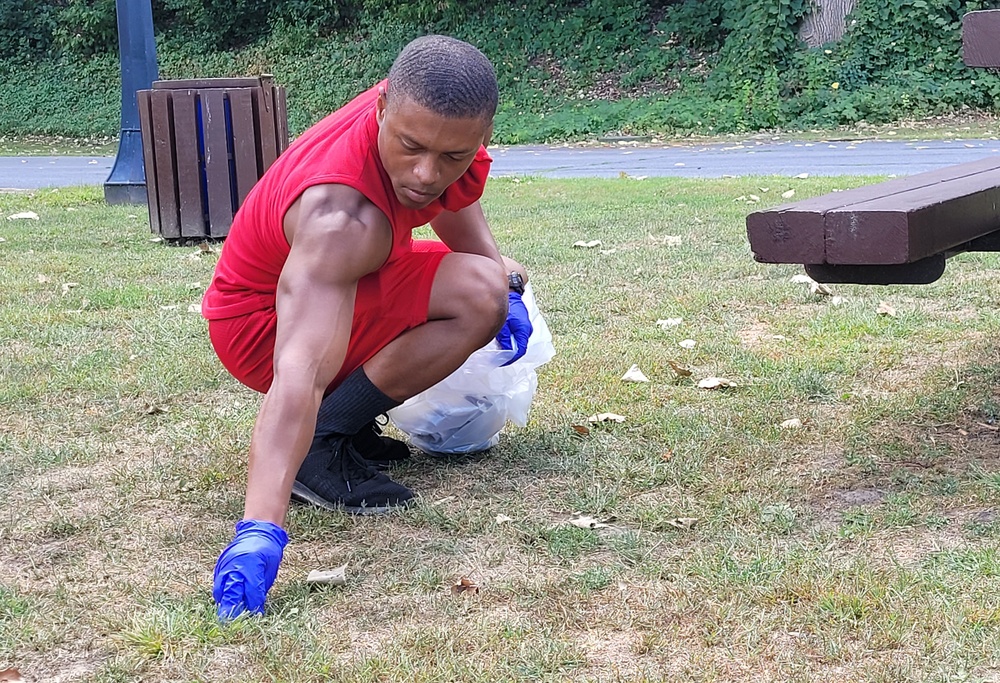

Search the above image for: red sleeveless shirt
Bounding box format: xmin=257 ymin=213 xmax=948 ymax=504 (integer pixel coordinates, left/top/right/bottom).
xmin=202 ymin=81 xmax=492 ymax=321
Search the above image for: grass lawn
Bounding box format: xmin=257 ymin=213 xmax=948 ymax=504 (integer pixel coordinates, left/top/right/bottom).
xmin=3 ymin=177 xmax=1000 ymax=682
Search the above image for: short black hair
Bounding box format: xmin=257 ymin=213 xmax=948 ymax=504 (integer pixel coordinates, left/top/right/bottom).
xmin=386 ymin=35 xmax=498 ymax=121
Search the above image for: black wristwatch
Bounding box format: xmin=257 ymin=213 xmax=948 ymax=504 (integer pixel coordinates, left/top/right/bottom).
xmin=508 ymin=271 xmax=525 ymax=295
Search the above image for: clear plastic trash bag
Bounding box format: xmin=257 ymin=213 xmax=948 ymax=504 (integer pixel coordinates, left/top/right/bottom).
xmin=388 ymin=284 xmax=555 ymax=455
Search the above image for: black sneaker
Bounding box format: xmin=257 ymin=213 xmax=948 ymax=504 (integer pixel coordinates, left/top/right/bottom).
xmin=291 ymin=433 xmax=414 ymax=515
xmin=352 ymin=415 xmax=410 ymax=465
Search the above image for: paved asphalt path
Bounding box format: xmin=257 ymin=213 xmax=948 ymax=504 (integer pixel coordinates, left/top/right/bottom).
xmin=1 ymin=137 xmax=999 ymax=189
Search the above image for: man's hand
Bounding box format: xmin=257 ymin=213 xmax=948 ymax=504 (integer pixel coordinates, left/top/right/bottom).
xmin=496 ymin=291 xmax=533 ymax=365
xmin=213 ymin=520 xmax=289 ymax=620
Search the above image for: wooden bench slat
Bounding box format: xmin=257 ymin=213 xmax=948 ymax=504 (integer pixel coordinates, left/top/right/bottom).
xmin=964 ymin=10 xmax=1000 ymax=68
xmin=747 ymin=156 xmax=1000 ymax=263
xmin=825 ymin=170 xmax=1000 ymax=263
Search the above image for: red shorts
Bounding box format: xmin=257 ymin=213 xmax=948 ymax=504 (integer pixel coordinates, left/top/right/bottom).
xmin=208 ymin=240 xmax=450 ymax=394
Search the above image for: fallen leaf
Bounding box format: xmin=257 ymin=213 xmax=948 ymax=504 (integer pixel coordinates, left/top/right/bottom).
xmin=306 ymin=565 xmax=347 ymax=586
xmin=621 ymin=364 xmax=650 ymax=383
xmin=790 ymin=274 xmax=814 ymax=284
xmin=665 ymin=517 xmax=698 ymax=530
xmin=187 ymin=282 xmax=203 ymax=290
xmin=831 ymin=296 xmax=846 ymax=306
xmin=7 ymin=211 xmax=38 ymax=221
xmin=187 ymin=304 xmax=201 ymax=314
xmin=656 ymin=318 xmax=683 ymax=329
xmin=0 ymin=667 xmax=23 ymax=682
xmin=679 ymin=339 xmax=697 ymax=350
xmin=36 ymin=274 xmax=51 ymax=283
xmin=571 ymin=424 xmax=591 ymax=436
xmin=667 ymin=360 xmax=693 ymax=377
xmin=795 ymin=172 xmax=810 ymax=179
xmin=588 ymin=412 xmax=626 ymax=423
xmin=572 ymin=239 xmax=602 ymax=249
xmin=495 ymin=514 xmax=514 ymax=524
xmin=779 ymin=418 xmax=803 ymax=429
xmin=877 ymin=302 xmax=896 ymax=317
xmin=661 ymin=449 xmax=674 ymax=462
xmin=748 ymin=194 xmax=761 ymax=202
xmin=451 ymin=576 xmax=479 ymax=595
xmin=810 ymin=281 xmax=833 ymax=296
xmin=198 ymin=242 xmax=214 ymax=253
xmin=432 ymin=496 xmax=456 ymax=506
xmin=664 ymin=235 xmax=682 ymax=247
xmin=159 ymin=305 xmax=178 ymax=311
xmin=144 ymin=404 xmax=167 ymax=415
xmin=570 ymin=514 xmax=616 ymax=529
xmin=781 ymin=189 xmax=796 ymax=199
xmin=958 ymin=428 xmax=969 ymax=436
xmin=698 ymin=377 xmax=737 ymax=390
xmin=61 ymin=282 xmax=79 ymax=295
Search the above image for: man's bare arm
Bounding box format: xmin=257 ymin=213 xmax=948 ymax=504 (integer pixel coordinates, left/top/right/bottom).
xmin=431 ymin=201 xmax=527 ymax=283
xmin=242 ymin=184 xmax=392 ymax=525
xmin=430 ymin=201 xmax=504 ymax=265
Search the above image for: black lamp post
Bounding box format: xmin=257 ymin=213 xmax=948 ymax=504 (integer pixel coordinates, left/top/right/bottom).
xmin=104 ymin=0 xmax=159 ymax=205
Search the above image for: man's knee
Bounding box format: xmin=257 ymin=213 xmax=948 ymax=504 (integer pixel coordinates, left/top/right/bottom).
xmin=455 ymin=257 xmax=508 ymax=338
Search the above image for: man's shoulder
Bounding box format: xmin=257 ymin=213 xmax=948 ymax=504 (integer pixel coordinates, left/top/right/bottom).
xmin=289 ymin=183 xmax=389 ymax=236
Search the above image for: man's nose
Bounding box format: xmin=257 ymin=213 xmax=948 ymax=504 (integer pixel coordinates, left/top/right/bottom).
xmin=413 ymin=156 xmax=440 ymax=186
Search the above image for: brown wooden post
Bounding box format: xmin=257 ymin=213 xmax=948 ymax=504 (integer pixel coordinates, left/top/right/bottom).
xmin=963 ymin=10 xmax=1000 ymax=68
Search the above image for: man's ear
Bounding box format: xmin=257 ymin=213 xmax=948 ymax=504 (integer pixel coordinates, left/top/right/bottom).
xmin=482 ymin=122 xmax=494 ymax=148
xmin=376 ymin=88 xmax=388 ymax=124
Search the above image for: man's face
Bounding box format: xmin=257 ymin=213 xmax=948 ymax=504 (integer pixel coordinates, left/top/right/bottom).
xmin=376 ymin=91 xmax=492 ymax=210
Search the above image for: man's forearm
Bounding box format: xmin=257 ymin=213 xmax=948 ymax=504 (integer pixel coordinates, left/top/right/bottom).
xmin=243 ymin=378 xmax=323 ymax=525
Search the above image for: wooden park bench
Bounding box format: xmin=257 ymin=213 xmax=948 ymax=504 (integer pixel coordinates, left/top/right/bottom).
xmin=747 ymin=10 xmax=1000 ymax=285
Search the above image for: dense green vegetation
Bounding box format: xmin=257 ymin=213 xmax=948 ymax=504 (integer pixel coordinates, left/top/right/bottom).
xmin=2 ymin=0 xmax=1000 ymax=143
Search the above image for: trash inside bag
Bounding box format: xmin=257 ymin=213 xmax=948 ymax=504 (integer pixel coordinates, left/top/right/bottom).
xmin=389 ymin=284 xmax=555 ymax=455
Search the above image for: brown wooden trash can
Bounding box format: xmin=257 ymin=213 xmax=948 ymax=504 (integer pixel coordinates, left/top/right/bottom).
xmin=137 ymin=76 xmax=289 ymax=241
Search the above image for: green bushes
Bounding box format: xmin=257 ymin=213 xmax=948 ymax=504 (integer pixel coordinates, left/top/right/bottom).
xmin=1 ymin=0 xmax=999 ymax=141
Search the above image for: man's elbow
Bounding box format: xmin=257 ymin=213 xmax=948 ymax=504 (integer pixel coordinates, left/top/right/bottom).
xmin=270 ymin=358 xmax=328 ymax=403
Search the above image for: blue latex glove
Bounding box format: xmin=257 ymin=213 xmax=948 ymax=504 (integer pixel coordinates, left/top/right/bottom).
xmin=213 ymin=519 xmax=289 ymax=620
xmin=496 ymin=291 xmax=533 ymax=366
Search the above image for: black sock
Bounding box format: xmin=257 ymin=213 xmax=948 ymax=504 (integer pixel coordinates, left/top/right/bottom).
xmin=315 ymin=367 xmax=401 ymax=437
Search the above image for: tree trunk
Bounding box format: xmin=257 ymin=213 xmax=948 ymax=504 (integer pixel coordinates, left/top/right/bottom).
xmin=798 ymin=0 xmax=856 ymax=48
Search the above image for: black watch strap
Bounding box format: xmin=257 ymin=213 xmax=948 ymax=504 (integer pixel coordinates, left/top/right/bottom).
xmin=508 ymin=271 xmax=525 ymax=295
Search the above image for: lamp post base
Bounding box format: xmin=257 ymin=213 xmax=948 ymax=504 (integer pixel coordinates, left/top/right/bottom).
xmin=103 ymin=183 xmax=148 ymax=205
xmin=103 ymin=128 xmax=147 ymax=205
